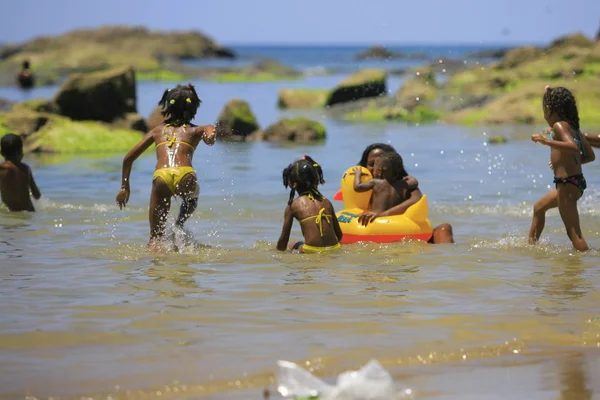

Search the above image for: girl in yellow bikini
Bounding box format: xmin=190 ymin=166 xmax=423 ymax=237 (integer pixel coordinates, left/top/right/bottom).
xmin=116 ymin=84 xmax=215 ymax=249
xmin=277 ymin=156 xmax=343 ymax=254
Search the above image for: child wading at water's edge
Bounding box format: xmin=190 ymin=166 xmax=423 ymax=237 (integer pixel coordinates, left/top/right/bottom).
xmin=277 ymin=156 xmax=343 ymax=254
xmin=116 ymin=84 xmax=215 ymax=249
xmin=0 ymin=134 xmax=41 ymax=211
xmin=529 ymin=86 xmax=595 ymax=251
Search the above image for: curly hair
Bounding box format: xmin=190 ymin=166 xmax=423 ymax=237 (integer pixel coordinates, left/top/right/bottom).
xmin=282 ymin=155 xmax=325 ymax=205
xmin=158 ymin=83 xmax=202 ymax=126
xmin=543 ymin=86 xmax=580 ymax=130
xmin=378 ymin=151 xmax=406 ymax=179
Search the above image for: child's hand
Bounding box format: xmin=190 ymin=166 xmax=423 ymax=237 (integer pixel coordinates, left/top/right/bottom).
xmin=353 ymin=167 xmax=362 ymax=176
xmin=531 ymin=133 xmax=547 ymax=145
xmin=358 ymin=211 xmax=379 ymax=226
xmin=116 ymin=188 xmax=130 ymax=210
xmin=203 ymin=125 xmax=216 ymax=145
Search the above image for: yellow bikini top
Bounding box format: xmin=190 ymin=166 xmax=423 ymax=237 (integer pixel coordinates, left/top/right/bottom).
xmin=157 ymin=124 xmax=196 ymax=149
xmin=300 ymin=207 xmax=332 ymax=237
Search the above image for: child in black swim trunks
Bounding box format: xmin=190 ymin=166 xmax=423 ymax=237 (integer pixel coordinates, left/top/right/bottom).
xmin=277 ymin=156 xmax=343 ymax=253
xmin=529 ymin=86 xmax=595 ymax=251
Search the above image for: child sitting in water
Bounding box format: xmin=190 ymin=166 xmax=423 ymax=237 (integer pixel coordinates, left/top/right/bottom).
xmin=277 ymin=156 xmax=343 ymax=253
xmin=529 ymin=86 xmax=595 ymax=251
xmin=115 ymin=84 xmax=215 ymax=249
xmin=353 ymin=151 xmax=423 ymax=227
xmin=0 ymin=134 xmax=41 ymax=211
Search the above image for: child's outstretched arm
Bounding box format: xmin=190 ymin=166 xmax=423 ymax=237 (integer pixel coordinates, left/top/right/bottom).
xmin=199 ymin=125 xmax=216 ymax=146
xmin=531 ymin=122 xmax=579 ymax=154
xmin=584 ymin=133 xmax=600 ymax=149
xmin=353 ymin=167 xmax=377 ymax=192
xmin=28 ymin=167 xmax=41 ymax=199
xmin=116 ymin=131 xmax=155 ymax=209
xmin=276 ymin=205 xmax=294 ymax=251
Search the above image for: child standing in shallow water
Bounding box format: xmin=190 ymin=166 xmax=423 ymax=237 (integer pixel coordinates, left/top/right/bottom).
xmin=277 ymin=156 xmax=343 ymax=253
xmin=0 ymin=134 xmax=41 ymax=211
xmin=116 ymin=84 xmax=215 ymax=249
xmin=529 ymin=86 xmax=595 ymax=251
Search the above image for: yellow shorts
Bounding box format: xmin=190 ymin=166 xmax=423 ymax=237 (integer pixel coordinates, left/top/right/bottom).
xmin=301 ymin=242 xmax=342 ymax=254
xmin=152 ymin=167 xmax=197 ymax=196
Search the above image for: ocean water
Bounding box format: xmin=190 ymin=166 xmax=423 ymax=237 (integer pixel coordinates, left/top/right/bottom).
xmin=1 ymin=45 xmax=600 ymax=400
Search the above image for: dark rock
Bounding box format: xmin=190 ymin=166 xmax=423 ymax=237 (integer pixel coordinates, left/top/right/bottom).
xmin=53 ymin=66 xmax=137 ymax=122
xmin=253 ymin=118 xmax=326 ymax=143
xmin=215 ymin=99 xmax=259 ymax=141
xmin=353 ymin=46 xmax=426 ymax=60
xmin=326 ymin=69 xmax=387 ymax=107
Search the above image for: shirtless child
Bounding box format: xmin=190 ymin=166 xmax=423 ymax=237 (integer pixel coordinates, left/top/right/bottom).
xmin=0 ymin=134 xmax=41 ymax=211
xmin=353 ymin=151 xmax=422 ymax=227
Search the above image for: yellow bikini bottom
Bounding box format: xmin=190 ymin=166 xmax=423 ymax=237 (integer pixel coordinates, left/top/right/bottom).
xmin=301 ymin=242 xmax=342 ymax=254
xmin=152 ymin=167 xmax=197 ymax=195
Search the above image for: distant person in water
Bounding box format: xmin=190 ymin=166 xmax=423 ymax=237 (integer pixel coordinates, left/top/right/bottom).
xmin=356 ymin=143 xmax=454 ymax=244
xmin=116 ymin=84 xmax=216 ymax=250
xmin=354 ymin=151 xmax=423 ymax=225
xmin=277 ymin=156 xmax=343 ymax=254
xmin=16 ymin=60 xmax=35 ymax=89
xmin=529 ymin=86 xmax=595 ymax=251
xmin=0 ymin=133 xmax=41 ymax=211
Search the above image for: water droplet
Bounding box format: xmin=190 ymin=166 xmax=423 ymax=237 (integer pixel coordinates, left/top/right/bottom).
xmin=440 ymin=150 xmax=444 ymax=154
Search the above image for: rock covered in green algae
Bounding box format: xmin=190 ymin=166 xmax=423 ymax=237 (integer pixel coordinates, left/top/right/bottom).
xmin=277 ymin=89 xmax=329 ymax=109
xmin=0 ymin=110 xmax=144 ymax=154
xmin=250 ymin=117 xmax=326 ymax=143
xmin=325 ymin=69 xmax=387 ymax=107
xmin=215 ymin=99 xmax=259 ymax=141
xmin=0 ymin=26 xmax=234 ymax=74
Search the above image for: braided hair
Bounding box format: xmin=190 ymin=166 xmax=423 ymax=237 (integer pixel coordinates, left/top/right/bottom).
xmin=158 ymin=83 xmax=202 ymax=126
xmin=282 ymin=155 xmax=326 ymax=205
xmin=543 ymin=86 xmax=580 ymax=130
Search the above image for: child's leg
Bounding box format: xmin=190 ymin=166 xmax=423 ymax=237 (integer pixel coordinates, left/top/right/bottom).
xmin=149 ymin=178 xmax=172 ymax=244
xmin=428 ymin=223 xmax=455 ymax=244
xmin=557 ymin=185 xmax=588 ymax=251
xmin=175 ymin=173 xmax=198 ymax=227
xmin=528 ymin=189 xmax=558 ymax=244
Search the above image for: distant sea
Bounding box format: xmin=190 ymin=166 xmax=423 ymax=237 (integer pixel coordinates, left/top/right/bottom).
xmin=186 ymin=43 xmax=515 ymax=72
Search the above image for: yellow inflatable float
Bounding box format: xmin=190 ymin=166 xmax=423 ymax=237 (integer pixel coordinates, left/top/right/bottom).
xmin=335 ymin=166 xmax=433 ymax=244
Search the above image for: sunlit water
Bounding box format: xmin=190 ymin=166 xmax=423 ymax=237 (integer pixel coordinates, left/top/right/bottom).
xmin=1 ymin=70 xmax=600 ymax=400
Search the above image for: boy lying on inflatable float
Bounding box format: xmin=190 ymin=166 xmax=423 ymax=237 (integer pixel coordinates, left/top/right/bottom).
xmin=334 ymin=143 xmax=454 ymax=244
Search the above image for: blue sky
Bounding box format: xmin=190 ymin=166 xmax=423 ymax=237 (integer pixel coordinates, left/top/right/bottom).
xmin=1 ymin=0 xmax=599 ymax=45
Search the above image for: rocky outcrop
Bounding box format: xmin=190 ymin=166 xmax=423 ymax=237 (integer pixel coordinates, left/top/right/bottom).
xmin=0 ymin=26 xmax=235 ymax=74
xmin=277 ymin=89 xmax=328 ymax=109
xmin=0 ymin=108 xmax=143 ymax=153
xmin=215 ymin=99 xmax=259 ymax=141
xmin=496 ymin=46 xmax=542 ymax=69
xmin=53 ymin=66 xmax=138 ymax=124
xmin=326 ymin=69 xmax=387 ymax=107
xmin=548 ymin=33 xmax=593 ymax=50
xmin=250 ymin=118 xmax=326 ymax=143
xmin=396 ymin=71 xmax=438 ymax=110
xmin=353 ymin=46 xmax=426 ymax=60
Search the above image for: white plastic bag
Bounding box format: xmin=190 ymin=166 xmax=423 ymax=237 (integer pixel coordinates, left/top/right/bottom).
xmin=276 ymin=359 xmax=413 ymax=400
